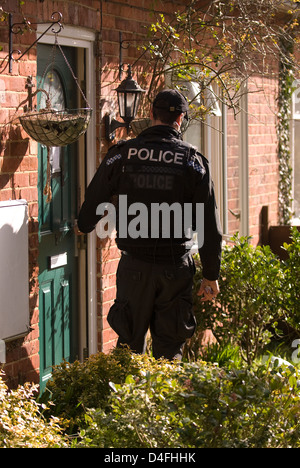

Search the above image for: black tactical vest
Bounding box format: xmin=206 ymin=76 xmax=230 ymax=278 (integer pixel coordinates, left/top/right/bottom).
xmin=113 ymin=126 xmax=203 ymax=260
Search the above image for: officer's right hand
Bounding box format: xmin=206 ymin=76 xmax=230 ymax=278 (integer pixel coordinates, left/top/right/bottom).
xmin=197 ymin=278 xmax=219 ymax=302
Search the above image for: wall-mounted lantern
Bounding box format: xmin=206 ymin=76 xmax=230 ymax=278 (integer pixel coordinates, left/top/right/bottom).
xmin=105 ymin=65 xmax=145 ymax=141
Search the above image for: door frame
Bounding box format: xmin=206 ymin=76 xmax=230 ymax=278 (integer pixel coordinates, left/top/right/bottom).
xmin=37 ymin=24 xmax=97 ymax=357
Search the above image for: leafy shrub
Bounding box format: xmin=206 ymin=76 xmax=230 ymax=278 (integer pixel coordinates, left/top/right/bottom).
xmin=191 ymin=234 xmax=286 ymax=365
xmin=198 ymin=341 xmax=242 ymax=369
xmin=77 ymin=355 xmax=300 ymax=448
xmin=42 ymin=347 xmax=165 ymax=430
xmin=0 ymin=371 xmax=67 ymax=448
xmin=281 ymin=227 xmax=300 ymax=334
xmin=35 ymin=231 xmax=300 ymax=448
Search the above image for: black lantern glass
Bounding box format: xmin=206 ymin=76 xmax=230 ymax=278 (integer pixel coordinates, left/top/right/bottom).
xmin=116 ymin=65 xmax=145 ymax=124
xmin=105 ymin=65 xmax=145 ymax=141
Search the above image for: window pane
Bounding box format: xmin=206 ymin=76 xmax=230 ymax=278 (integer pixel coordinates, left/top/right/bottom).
xmin=294 ymin=85 xmax=300 ymax=118
xmin=184 ymin=121 xmax=204 ymax=153
xmin=294 ymin=120 xmax=300 ymax=218
xmin=40 ymin=70 xmax=65 ymax=111
xmin=125 ymin=93 xmax=136 ymax=118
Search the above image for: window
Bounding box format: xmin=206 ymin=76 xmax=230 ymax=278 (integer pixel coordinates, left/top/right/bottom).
xmin=164 ymin=68 xmax=229 ymax=237
xmin=292 ymin=81 xmax=300 ymax=222
xmin=183 ymin=82 xmax=226 ymax=234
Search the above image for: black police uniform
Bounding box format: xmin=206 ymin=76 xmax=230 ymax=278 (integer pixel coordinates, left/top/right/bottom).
xmin=78 ymin=124 xmax=222 ymax=359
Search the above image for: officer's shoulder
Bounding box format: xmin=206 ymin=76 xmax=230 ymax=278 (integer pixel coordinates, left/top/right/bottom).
xmin=196 ymin=152 xmax=209 ymax=165
xmin=183 ymin=141 xmax=209 ymax=164
xmin=106 ymin=139 xmax=127 ymax=154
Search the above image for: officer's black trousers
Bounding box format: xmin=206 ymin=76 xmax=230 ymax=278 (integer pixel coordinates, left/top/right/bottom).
xmin=107 ymin=252 xmax=197 ymax=360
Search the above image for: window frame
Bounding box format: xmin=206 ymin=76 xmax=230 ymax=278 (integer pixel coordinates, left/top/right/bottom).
xmin=291 ymin=79 xmax=300 ymax=223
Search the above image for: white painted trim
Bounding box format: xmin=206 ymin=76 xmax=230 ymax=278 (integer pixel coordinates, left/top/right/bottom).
xmin=238 ymin=86 xmax=249 ymax=237
xmin=37 ymin=25 xmax=98 ymax=356
xmin=222 ymin=100 xmax=228 ymax=234
xmin=37 ymin=24 xmax=95 ymax=47
xmin=201 ymin=86 xmax=224 ymax=232
xmin=291 ymin=81 xmax=300 ymax=222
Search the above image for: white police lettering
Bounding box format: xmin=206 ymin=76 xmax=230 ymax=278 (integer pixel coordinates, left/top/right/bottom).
xmin=127 ymin=147 xmax=184 ymax=166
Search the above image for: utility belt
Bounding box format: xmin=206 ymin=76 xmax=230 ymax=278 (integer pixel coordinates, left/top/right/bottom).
xmin=120 ymin=243 xmax=193 ymax=266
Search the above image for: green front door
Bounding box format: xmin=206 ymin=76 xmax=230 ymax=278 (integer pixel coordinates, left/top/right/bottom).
xmin=37 ymin=44 xmax=79 ymax=391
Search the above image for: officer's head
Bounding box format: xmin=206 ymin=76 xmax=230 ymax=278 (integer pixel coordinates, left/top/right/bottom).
xmin=152 ymin=89 xmax=189 ymax=129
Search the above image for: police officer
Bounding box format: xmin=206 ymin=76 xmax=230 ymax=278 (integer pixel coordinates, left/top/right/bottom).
xmin=78 ymin=89 xmax=222 ymax=360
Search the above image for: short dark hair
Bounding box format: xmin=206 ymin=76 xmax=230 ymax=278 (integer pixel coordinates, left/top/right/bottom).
xmin=152 ymin=106 xmax=181 ymax=125
xmin=152 ymin=89 xmax=189 ymax=125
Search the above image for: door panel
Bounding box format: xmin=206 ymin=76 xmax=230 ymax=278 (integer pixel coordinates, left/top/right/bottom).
xmin=37 ymin=44 xmax=78 ymax=391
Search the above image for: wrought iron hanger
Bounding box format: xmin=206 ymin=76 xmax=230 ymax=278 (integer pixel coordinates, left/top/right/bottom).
xmin=0 ymin=11 xmax=63 ymax=74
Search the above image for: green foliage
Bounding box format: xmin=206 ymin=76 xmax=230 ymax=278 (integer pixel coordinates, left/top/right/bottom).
xmin=11 ymin=345 xmax=299 ymax=449
xmin=278 ymin=40 xmax=295 ymax=224
xmin=41 ymin=347 xmax=164 ymax=430
xmin=0 ymin=371 xmax=67 ymax=448
xmin=4 ymin=232 xmax=300 ymax=449
xmin=0 ymin=7 xmax=8 ymax=22
xmin=198 ymin=341 xmax=242 ymax=369
xmin=192 ymin=234 xmax=286 ymax=365
xmin=77 ymin=356 xmax=300 ymax=449
xmin=189 ymin=230 xmax=300 ymax=364
xmin=281 ymin=227 xmax=300 ymax=330
xmin=144 ymin=0 xmax=300 ymax=120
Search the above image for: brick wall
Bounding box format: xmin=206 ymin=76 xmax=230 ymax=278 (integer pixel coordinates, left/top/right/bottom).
xmin=0 ymin=0 xmax=103 ymax=386
xmin=0 ymin=0 xmax=172 ymax=382
xmin=0 ymin=0 xmax=282 ymax=386
xmin=226 ymin=77 xmax=279 ymax=244
xmin=0 ymin=3 xmax=39 ymax=386
xmin=248 ymin=78 xmax=279 ymax=242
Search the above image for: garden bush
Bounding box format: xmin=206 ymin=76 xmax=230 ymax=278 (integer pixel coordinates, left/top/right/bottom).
xmin=41 ymin=347 xmax=167 ymax=431
xmin=37 ymin=348 xmax=300 ymax=448
xmin=189 ymin=230 xmax=300 ymax=365
xmin=0 ymin=370 xmax=67 ymax=448
xmin=77 ymin=354 xmax=300 ymax=448
xmin=281 ymin=227 xmax=300 ymax=333
xmin=6 ymin=231 xmax=300 ymax=448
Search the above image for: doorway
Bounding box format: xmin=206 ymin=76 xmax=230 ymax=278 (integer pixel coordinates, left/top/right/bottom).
xmin=37 ymin=43 xmax=80 ymax=390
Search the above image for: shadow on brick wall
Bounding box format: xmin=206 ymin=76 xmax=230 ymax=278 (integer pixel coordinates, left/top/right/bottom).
xmin=0 ymin=124 xmax=29 ymax=194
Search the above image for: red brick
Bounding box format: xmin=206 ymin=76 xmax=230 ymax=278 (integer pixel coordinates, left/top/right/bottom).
xmin=0 ymin=0 xmax=285 ymax=380
xmin=101 ymin=259 xmax=120 ymax=276
xmin=101 ymin=286 xmax=116 ymax=303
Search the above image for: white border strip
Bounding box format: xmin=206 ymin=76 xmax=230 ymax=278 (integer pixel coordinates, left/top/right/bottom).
xmin=37 ymin=24 xmax=98 ymax=355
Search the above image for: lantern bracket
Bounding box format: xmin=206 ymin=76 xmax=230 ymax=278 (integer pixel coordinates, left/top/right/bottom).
xmin=104 ymin=113 xmax=127 ymax=142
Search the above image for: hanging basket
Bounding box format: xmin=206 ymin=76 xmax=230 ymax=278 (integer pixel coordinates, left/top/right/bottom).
xmin=19 ymin=108 xmax=92 ymax=147
xmin=130 ymin=118 xmax=152 ymax=136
